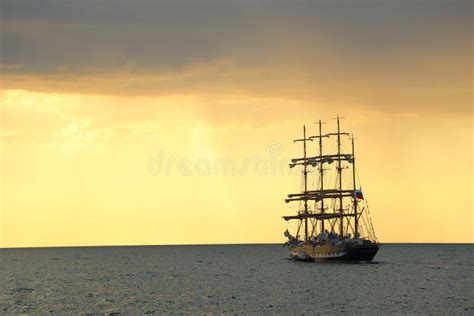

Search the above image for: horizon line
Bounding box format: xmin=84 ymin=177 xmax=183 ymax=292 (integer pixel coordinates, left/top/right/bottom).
xmin=1 ymin=242 xmax=473 ymax=250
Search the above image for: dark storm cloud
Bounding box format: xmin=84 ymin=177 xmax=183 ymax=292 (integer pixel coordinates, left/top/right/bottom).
xmin=2 ymin=0 xmax=470 ymax=71
xmin=1 ymin=0 xmax=255 ymax=72
xmin=1 ymin=0 xmax=472 ymax=114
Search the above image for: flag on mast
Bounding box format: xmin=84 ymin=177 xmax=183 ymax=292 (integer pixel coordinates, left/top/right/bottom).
xmin=354 ymin=188 xmax=364 ymax=200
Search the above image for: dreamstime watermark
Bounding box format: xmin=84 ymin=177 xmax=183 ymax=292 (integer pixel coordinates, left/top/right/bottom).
xmin=266 ymin=141 xmax=282 ymax=157
xmin=147 ymin=142 xmax=298 ymax=177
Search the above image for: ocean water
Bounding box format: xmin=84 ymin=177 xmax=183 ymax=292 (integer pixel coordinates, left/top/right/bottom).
xmin=0 ymin=244 xmax=472 ymax=314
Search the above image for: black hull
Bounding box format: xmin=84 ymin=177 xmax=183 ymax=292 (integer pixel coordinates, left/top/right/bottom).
xmin=290 ymin=243 xmax=380 ymax=263
xmin=314 ymin=244 xmax=379 ymax=262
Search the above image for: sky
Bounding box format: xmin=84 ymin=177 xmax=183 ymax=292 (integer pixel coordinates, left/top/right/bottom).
xmin=0 ymin=0 xmax=472 ymax=247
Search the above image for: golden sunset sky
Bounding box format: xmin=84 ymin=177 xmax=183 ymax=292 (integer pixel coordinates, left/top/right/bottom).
xmin=1 ymin=0 xmax=472 ymax=247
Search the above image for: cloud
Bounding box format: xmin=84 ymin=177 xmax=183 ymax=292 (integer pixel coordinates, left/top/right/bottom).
xmin=0 ymin=63 xmax=24 ymax=70
xmin=1 ymin=0 xmax=472 ymax=116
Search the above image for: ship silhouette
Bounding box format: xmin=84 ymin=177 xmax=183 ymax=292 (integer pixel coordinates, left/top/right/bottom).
xmin=283 ymin=115 xmax=379 ymax=262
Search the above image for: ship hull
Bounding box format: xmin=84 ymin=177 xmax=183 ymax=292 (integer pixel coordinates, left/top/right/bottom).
xmin=289 ymin=243 xmax=379 ymax=262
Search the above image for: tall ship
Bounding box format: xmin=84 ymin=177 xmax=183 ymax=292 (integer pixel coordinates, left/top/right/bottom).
xmin=283 ymin=116 xmax=379 ymax=262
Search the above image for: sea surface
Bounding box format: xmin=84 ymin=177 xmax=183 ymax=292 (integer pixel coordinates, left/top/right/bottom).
xmin=0 ymin=244 xmax=472 ymax=314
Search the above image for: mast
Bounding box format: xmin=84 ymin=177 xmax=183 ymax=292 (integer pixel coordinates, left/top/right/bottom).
xmin=293 ymin=125 xmax=311 ymax=241
xmin=318 ymin=120 xmax=325 ymax=233
xmin=303 ymin=125 xmax=308 ymax=241
xmin=284 ymin=118 xmax=350 ymax=237
xmin=336 ymin=115 xmax=344 ymax=236
xmin=351 ymin=134 xmax=359 ymax=238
